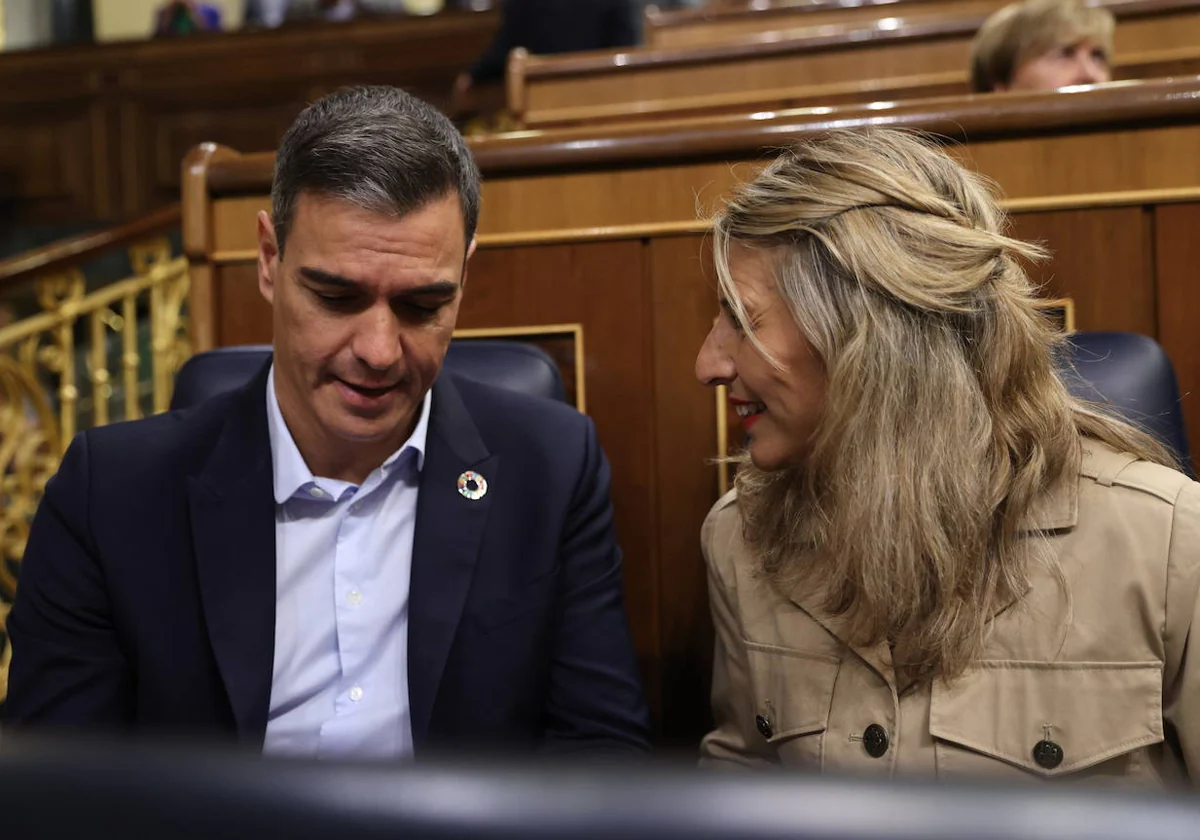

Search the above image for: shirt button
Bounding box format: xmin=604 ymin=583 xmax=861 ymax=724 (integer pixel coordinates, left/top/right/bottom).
xmin=348 ymin=686 xmax=364 ymax=702
xmin=351 ymin=501 xmax=363 ymax=513
xmin=348 ymin=590 xmax=363 ymax=606
xmin=309 ymin=487 xmax=326 ymax=499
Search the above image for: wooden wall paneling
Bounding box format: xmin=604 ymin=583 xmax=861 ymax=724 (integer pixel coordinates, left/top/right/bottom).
xmin=212 ymin=195 xmax=271 ymax=256
xmin=477 ymin=161 xmax=754 ymax=236
xmin=1008 ymin=206 xmax=1156 ymax=335
xmin=0 ymin=95 xmax=109 ymax=225
xmin=142 ymin=96 xmax=303 ymax=209
xmin=649 ymin=233 xmax=721 ymax=748
xmin=1116 ymin=6 xmax=1200 ymax=51
xmin=951 ymin=125 xmax=1200 ymax=201
xmin=1153 ymin=202 xmax=1200 ymax=473
xmin=458 ymin=240 xmax=666 ymax=727
xmin=0 ymin=8 xmax=499 ymax=226
xmin=213 ymin=261 xmax=272 ymax=347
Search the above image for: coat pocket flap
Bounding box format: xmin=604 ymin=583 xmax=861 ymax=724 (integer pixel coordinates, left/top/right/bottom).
xmin=930 ymin=661 xmax=1164 ymax=776
xmin=745 ymin=643 xmax=840 ymax=743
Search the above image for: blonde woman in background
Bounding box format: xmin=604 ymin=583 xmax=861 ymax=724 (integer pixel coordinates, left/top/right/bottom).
xmin=971 ymin=0 xmax=1113 ymax=92
xmin=695 ymin=128 xmax=1200 ymax=785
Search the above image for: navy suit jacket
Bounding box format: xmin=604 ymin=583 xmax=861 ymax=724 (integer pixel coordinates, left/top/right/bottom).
xmin=468 ymin=0 xmax=640 ymax=83
xmin=4 ymin=363 xmax=652 ymax=756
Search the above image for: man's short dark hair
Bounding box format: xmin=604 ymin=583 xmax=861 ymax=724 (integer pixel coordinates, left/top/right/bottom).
xmin=271 ymin=85 xmax=481 ymax=255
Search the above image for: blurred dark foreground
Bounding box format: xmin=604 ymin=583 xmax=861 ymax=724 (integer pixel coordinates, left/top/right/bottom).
xmin=0 ymin=732 xmax=1198 ymax=840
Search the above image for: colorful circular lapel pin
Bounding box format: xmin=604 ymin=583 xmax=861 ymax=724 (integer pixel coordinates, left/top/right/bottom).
xmin=457 ymin=470 xmax=488 ymax=501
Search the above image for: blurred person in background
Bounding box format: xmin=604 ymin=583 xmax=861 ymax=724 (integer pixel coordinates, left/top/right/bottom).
xmin=453 ymin=0 xmax=639 ymax=110
xmin=971 ymin=0 xmax=1112 ymax=92
xmin=245 ymin=0 xmax=362 ymax=27
xmin=153 ymin=0 xmax=222 ymax=36
xmin=695 ymin=128 xmax=1200 ymax=785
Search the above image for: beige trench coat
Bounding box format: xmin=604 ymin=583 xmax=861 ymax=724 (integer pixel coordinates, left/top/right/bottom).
xmin=700 ymin=440 xmax=1200 ymax=786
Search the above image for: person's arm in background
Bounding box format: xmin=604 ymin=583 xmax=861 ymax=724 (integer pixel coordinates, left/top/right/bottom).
xmin=608 ymin=0 xmax=642 ymax=48
xmin=455 ymin=0 xmax=527 ymax=106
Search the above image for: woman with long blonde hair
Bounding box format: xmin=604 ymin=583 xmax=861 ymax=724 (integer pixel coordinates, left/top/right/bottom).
xmin=696 ymin=128 xmax=1200 ymax=784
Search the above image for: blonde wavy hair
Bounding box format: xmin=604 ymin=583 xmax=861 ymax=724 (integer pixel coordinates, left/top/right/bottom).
xmin=715 ymin=129 xmax=1174 ymax=686
xmin=970 ymin=0 xmax=1114 ymax=92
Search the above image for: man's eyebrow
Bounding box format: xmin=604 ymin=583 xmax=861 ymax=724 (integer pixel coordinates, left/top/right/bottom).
xmin=297 ymin=267 xmax=459 ymax=297
xmin=402 ymin=280 xmax=460 ymax=297
xmin=298 ymin=267 xmax=359 ymax=289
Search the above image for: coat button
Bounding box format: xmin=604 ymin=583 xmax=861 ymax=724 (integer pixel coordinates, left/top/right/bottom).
xmin=862 ymin=723 xmax=889 ymax=758
xmin=1032 ymin=739 xmax=1064 ymax=769
xmin=755 ymin=714 xmax=774 ymax=739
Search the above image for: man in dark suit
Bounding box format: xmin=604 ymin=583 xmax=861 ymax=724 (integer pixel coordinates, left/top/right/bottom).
xmin=3 ymin=85 xmax=651 ymax=759
xmin=452 ymin=0 xmax=640 ymax=109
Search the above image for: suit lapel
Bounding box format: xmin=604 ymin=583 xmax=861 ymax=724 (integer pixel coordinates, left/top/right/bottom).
xmin=187 ymin=362 xmax=277 ymax=744
xmin=408 ymin=374 xmax=498 ymax=748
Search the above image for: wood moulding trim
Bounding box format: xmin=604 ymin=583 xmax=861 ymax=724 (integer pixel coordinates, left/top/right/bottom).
xmin=454 ymin=322 xmax=587 ymax=413
xmin=205 ymin=188 xmax=1200 ymax=260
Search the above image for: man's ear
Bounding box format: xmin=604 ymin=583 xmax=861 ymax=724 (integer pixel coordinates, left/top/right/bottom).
xmin=461 ymin=235 xmax=478 ymax=287
xmin=257 ymin=210 xmax=279 ymax=304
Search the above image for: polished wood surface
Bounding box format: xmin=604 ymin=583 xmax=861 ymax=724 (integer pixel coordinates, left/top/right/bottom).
xmin=0 ymin=9 xmax=497 ymax=228
xmin=514 ymin=47 xmax=1200 ymax=130
xmin=0 ymin=203 xmax=180 ymax=293
xmin=513 ymin=0 xmax=1200 ymax=128
xmin=185 ymin=78 xmax=1200 ymax=744
xmin=646 ymin=0 xmax=1008 ymax=49
xmin=1154 ymin=203 xmax=1200 ymax=468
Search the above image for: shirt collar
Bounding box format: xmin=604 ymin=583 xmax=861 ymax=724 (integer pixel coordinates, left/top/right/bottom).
xmin=265 ymin=364 xmax=431 ymax=504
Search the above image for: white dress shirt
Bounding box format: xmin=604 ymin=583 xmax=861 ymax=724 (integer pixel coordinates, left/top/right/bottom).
xmin=262 ymin=366 xmax=429 ymax=760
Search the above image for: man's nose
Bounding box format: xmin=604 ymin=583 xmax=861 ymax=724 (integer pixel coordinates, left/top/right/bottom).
xmin=353 ymin=306 xmax=403 ymax=371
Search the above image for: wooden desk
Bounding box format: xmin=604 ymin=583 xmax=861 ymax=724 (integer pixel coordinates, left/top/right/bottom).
xmin=512 ymin=0 xmax=1200 ymax=129
xmin=646 ymin=0 xmax=1009 ymax=49
xmin=185 ymin=77 xmax=1200 ymax=744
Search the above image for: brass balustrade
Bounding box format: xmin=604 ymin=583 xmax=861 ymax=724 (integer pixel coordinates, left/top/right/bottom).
xmin=0 ymin=237 xmax=190 ymax=704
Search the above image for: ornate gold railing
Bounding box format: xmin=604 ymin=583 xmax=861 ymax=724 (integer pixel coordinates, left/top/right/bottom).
xmin=0 ymin=225 xmax=189 ymax=705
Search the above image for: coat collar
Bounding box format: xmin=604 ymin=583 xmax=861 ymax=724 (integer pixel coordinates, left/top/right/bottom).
xmin=784 ymin=443 xmax=1103 ymax=689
